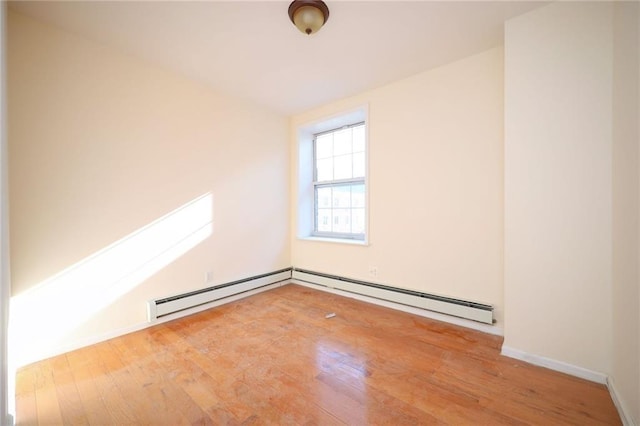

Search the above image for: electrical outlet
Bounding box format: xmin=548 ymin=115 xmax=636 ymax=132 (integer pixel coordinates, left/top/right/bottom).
xmin=205 ymin=271 xmax=213 ymax=283
xmin=368 ymin=266 xmax=378 ymax=278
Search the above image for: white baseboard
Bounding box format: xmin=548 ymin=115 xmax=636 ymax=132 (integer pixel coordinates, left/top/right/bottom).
xmin=291 ymin=279 xmax=503 ymax=336
xmin=607 ymin=377 xmax=636 ymax=426
xmin=147 ymin=281 xmax=287 ymax=325
xmin=500 ymin=345 xmax=608 ymax=384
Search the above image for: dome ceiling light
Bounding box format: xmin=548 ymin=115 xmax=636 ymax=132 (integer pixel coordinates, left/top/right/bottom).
xmin=288 ymin=1 xmax=330 ymax=35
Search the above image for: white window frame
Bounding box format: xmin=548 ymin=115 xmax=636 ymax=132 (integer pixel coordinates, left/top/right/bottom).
xmin=312 ymin=122 xmax=366 ymax=240
xmin=295 ymin=106 xmax=369 ymax=244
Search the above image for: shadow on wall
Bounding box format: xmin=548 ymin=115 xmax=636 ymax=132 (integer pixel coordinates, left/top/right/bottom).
xmin=9 ymin=192 xmax=213 ymax=367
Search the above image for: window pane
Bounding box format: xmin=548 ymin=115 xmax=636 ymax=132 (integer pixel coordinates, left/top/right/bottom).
xmin=311 ymin=120 xmax=366 ymax=239
xmin=316 ymin=187 xmax=331 ymax=208
xmin=352 ymin=208 xmax=365 ymax=234
xmin=333 ymin=128 xmax=352 ymax=156
xmin=353 ymin=125 xmax=365 ymax=152
xmin=334 ymin=154 xmax=353 ymax=180
xmin=316 ymin=134 xmax=333 ymax=159
xmin=316 ymin=158 xmax=333 ymax=181
xmin=333 ymin=209 xmax=350 ymax=233
xmin=333 ymin=186 xmax=351 ymax=208
xmin=352 ymin=152 xmax=365 ymax=178
xmin=317 ymin=209 xmax=331 ymax=232
xmin=352 ymin=184 xmax=365 ymax=208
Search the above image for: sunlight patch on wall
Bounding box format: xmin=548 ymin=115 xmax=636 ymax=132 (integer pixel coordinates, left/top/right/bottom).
xmin=9 ymin=193 xmax=213 ymax=366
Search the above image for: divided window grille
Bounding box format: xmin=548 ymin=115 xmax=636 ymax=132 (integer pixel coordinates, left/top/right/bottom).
xmin=313 ymin=122 xmax=365 ymax=239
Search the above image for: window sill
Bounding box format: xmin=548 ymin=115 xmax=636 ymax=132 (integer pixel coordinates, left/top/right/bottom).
xmin=298 ymin=236 xmax=369 ymax=246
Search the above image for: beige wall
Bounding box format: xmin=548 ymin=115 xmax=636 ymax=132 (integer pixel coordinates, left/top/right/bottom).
xmin=291 ymin=48 xmax=505 ymax=324
xmin=8 ymin=5 xmax=640 ymax=421
xmin=8 ymin=11 xmax=290 ymax=366
xmin=504 ymin=2 xmax=613 ymax=375
xmin=612 ymin=1 xmax=640 ymax=422
xmin=612 ymin=2 xmax=640 ymax=422
xmin=1 ymin=3 xmax=10 ymax=424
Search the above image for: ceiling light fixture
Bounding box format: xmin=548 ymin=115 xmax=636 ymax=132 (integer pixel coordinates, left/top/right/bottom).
xmin=288 ymin=0 xmax=330 ymax=35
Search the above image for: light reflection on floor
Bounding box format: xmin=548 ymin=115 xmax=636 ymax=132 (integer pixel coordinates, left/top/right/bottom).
xmin=315 ymin=339 xmax=370 ymax=423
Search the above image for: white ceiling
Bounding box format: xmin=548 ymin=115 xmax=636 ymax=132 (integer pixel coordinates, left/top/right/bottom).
xmin=8 ymin=1 xmax=546 ymax=115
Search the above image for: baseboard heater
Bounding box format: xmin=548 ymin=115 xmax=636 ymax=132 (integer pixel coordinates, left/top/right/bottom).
xmin=291 ymin=268 xmax=493 ymax=324
xmin=147 ymin=268 xmax=292 ymax=321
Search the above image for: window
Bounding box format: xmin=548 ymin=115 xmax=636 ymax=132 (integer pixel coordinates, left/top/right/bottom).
xmin=313 ymin=122 xmax=366 ymax=240
xmin=296 ymin=106 xmax=368 ymax=243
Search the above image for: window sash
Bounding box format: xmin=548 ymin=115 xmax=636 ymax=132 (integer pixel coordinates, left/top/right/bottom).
xmin=312 ymin=177 xmax=363 ymax=187
xmin=313 ymin=121 xmax=365 ymax=138
xmin=312 ymin=122 xmax=366 ymax=239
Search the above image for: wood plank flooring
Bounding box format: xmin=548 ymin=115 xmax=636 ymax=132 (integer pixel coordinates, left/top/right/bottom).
xmin=15 ymin=284 xmax=621 ymax=425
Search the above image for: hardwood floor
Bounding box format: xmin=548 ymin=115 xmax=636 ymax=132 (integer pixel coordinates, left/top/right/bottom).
xmin=15 ymin=284 xmax=621 ymax=425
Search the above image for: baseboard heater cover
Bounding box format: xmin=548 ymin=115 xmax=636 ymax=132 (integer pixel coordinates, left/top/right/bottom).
xmin=147 ymin=268 xmax=292 ymax=321
xmin=292 ymin=268 xmax=493 ymax=324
